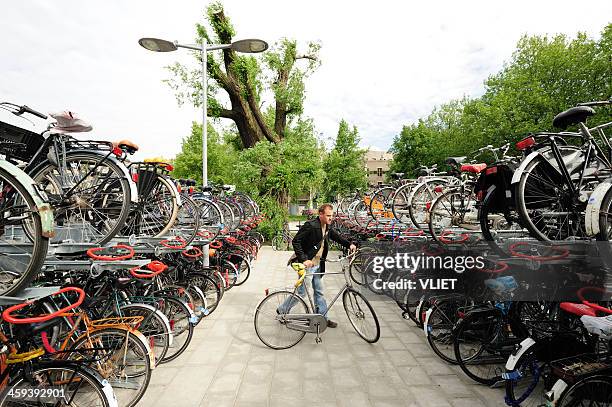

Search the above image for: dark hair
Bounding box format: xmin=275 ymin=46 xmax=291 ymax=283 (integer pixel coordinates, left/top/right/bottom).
xmin=318 ymin=203 xmax=333 ymax=214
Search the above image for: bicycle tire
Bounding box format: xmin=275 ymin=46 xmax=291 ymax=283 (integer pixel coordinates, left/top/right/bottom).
xmin=187 ymin=272 xmax=221 ymax=315
xmin=342 ymin=288 xmax=380 ymax=343
xmin=452 ymin=310 xmax=509 ymax=386
xmin=68 ymin=327 xmax=152 ymax=407
xmin=0 ymin=166 xmax=48 ymax=296
xmin=254 ymin=290 xmax=308 ymax=350
xmin=30 ymin=151 xmax=131 ymax=245
xmin=119 ymin=303 xmax=171 ymax=367
xmin=556 ymin=375 xmax=612 ymax=406
xmin=0 ymin=363 xmax=116 ymax=407
xmin=158 ymin=296 xmax=195 ymax=363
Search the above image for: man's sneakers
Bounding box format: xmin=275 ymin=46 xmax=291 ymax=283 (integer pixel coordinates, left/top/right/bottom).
xmin=327 ymin=319 xmax=338 ymax=328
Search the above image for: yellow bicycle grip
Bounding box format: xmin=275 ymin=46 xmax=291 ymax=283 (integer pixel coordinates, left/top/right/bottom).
xmin=291 ymin=263 xmax=306 ymax=288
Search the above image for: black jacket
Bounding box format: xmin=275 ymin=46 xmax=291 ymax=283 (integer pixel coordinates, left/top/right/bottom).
xmin=291 ymin=217 xmax=352 ymax=273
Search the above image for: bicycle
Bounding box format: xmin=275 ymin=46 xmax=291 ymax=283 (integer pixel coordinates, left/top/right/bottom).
xmin=271 ymin=222 xmax=293 ymax=251
xmin=0 ymin=102 xmax=135 ymax=245
xmin=0 ymin=286 xmax=118 ymax=406
xmin=253 ymin=251 xmax=380 ymax=349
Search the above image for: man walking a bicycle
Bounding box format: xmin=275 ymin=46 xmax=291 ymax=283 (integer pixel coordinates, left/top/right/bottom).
xmin=280 ymin=203 xmax=356 ymax=328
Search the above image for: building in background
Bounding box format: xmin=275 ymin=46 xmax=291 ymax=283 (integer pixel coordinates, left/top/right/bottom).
xmin=364 ymin=150 xmax=394 ymax=186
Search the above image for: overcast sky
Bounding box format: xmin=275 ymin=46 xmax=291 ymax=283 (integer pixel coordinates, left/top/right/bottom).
xmin=1 ymin=1 xmax=610 ymax=159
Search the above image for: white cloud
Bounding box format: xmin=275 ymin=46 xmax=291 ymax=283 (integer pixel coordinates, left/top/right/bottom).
xmin=1 ymin=0 xmax=610 ymax=159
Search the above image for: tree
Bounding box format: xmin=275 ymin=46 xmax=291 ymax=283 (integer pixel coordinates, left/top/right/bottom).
xmin=172 ymin=122 xmax=234 ymax=185
xmin=322 ymin=120 xmax=367 ymax=201
xmin=165 ymin=2 xmax=320 ymax=148
xmin=390 ymin=24 xmax=612 ymax=176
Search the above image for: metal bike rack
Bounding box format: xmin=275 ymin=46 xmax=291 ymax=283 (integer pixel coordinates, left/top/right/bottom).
xmin=0 ymin=286 xmax=61 ymax=305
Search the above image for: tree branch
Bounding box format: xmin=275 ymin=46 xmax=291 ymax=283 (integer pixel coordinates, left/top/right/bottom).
xmin=296 ymin=55 xmax=317 ymax=61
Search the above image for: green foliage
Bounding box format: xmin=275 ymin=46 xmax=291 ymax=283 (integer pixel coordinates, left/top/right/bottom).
xmin=391 ymin=24 xmax=612 ymax=176
xmin=172 ymin=122 xmax=234 ymax=185
xmin=264 ymin=38 xmax=321 ymax=120
xmin=322 ymin=120 xmax=368 ymax=201
xmin=172 ymin=118 xmax=324 ymax=238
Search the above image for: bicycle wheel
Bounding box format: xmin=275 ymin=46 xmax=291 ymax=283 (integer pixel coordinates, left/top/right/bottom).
xmin=504 ymin=348 xmax=546 ymax=407
xmin=369 ymin=186 xmax=395 ymax=220
xmin=479 ymin=189 xmax=530 ymax=255
xmin=193 ymin=197 xmax=224 ymax=241
xmin=516 ymin=147 xmax=606 ymax=241
xmin=425 ymin=299 xmax=467 ymax=364
xmin=557 ymin=375 xmax=612 ymax=406
xmin=185 ymin=284 xmax=207 ymax=321
xmin=453 ymin=310 xmax=510 ymax=386
xmin=0 ymin=165 xmax=49 ymax=296
xmin=119 ymin=303 xmax=171 ymax=367
xmin=227 ymin=254 xmax=250 ymax=286
xmin=158 ymin=297 xmax=195 ymax=363
xmin=188 ymin=272 xmax=221 ymax=315
xmin=410 ymin=180 xmax=447 ymax=230
xmin=254 ymin=290 xmax=308 ymax=350
xmin=391 ymin=183 xmax=414 ymax=224
xmin=122 ymin=173 xmax=179 ymax=238
xmin=428 ymin=189 xmax=479 ymax=243
xmin=271 ymin=233 xmax=285 ymax=251
xmin=168 ymin=194 xmax=200 ymax=245
xmin=68 ymin=327 xmax=152 ymax=407
xmin=0 ymin=363 xmax=115 ymax=406
xmin=342 ymin=288 xmax=380 ymax=343
xmin=31 ymin=151 xmax=131 ymax=245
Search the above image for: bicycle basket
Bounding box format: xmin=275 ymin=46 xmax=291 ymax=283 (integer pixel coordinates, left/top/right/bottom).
xmin=0 ymin=120 xmax=44 ymax=161
xmin=130 ymin=162 xmax=171 ymax=199
xmin=550 ymin=353 xmax=611 ymax=384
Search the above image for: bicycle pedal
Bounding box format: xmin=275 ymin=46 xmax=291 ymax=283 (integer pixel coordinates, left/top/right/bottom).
xmin=315 ymin=337 xmax=322 ymax=344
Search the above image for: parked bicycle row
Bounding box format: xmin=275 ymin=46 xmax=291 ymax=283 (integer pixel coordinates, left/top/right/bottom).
xmin=333 ymin=223 xmax=611 ymax=406
xmin=330 ymin=101 xmax=612 ymax=406
xmin=0 ymin=101 xmax=265 ymax=405
xmin=337 ymin=100 xmax=612 ymax=247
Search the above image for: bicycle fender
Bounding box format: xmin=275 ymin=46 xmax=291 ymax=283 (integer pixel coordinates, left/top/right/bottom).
xmin=0 ymin=159 xmax=54 ymax=237
xmin=505 ymin=337 xmax=536 ymax=370
xmin=82 ymin=364 xmax=120 ymax=407
xmin=511 ymin=150 xmax=541 ymax=184
xmin=423 ymin=307 xmax=433 ymax=337
xmin=164 ymin=174 xmax=182 ymax=206
xmin=546 ymin=379 xmax=568 ymax=406
xmin=65 ymin=149 xmax=139 ymax=204
xmin=585 ymin=180 xmax=612 ymax=236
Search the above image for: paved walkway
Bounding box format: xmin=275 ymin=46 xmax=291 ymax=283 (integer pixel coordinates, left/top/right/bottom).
xmin=141 ymin=247 xmax=505 ymax=407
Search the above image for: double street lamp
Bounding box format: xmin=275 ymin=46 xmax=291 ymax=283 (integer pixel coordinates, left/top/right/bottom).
xmin=138 ymin=36 xmax=268 ymax=187
xmin=139 ymin=36 xmax=268 ymax=265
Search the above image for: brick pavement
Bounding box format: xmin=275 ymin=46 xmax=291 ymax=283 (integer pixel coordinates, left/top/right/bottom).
xmin=141 ymin=246 xmax=506 ymax=407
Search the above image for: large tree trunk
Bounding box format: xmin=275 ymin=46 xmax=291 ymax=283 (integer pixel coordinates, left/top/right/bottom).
xmin=207 ymin=9 xmax=280 ymax=148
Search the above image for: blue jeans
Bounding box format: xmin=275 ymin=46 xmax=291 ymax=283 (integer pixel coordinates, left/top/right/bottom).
xmin=278 ymin=265 xmax=328 ymax=318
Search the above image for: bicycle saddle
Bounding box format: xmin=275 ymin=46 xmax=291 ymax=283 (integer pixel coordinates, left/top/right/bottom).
xmin=113 ymin=139 xmax=139 ymax=153
xmin=49 ymin=111 xmax=93 ymax=133
xmin=552 ymin=106 xmax=595 ymax=130
xmin=446 ymin=156 xmax=467 ymax=166
xmin=460 ymin=163 xmax=487 ymax=174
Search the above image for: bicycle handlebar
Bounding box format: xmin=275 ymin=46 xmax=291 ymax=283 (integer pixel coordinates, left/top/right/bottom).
xmin=19 ymin=105 xmax=48 ymax=119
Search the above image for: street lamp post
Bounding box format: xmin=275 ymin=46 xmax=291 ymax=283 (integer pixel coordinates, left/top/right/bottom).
xmin=139 ymin=36 xmax=268 ymax=265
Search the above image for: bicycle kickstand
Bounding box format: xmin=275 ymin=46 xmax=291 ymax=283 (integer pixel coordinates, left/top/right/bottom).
xmin=315 ymin=323 xmax=323 ymax=344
